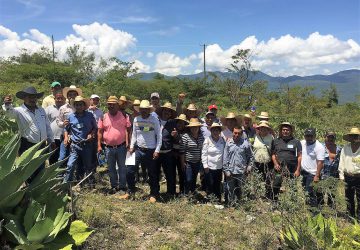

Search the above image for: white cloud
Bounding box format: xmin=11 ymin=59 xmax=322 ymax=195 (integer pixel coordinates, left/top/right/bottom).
xmin=132 ymin=60 xmax=151 ymax=73
xmin=149 ymin=26 xmax=180 ymax=36
xmin=146 ymin=52 xmax=154 ymax=58
xmin=115 ymin=16 xmax=157 ymax=24
xmin=154 ymin=52 xmax=196 ymax=76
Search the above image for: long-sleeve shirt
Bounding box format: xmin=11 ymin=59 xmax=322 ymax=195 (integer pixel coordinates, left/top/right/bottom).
xmin=339 ymin=143 xmax=360 ymax=180
xmin=88 ymin=107 xmax=104 ymax=123
xmin=2 ymin=103 xmax=54 ymax=143
xmin=130 ymin=115 xmax=162 ymax=153
xmin=45 ymin=104 xmax=62 ymax=140
xmin=42 ymin=94 xmax=55 ymax=109
xmin=179 ymin=133 xmax=205 ymax=163
xmin=202 ymin=136 xmax=226 ymax=170
xmin=56 ymin=103 xmax=75 ymax=128
xmin=223 ymin=138 xmax=254 ymax=175
xmin=65 ymin=111 xmax=97 ymax=143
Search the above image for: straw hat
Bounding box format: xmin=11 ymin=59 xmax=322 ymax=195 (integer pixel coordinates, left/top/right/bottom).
xmin=186 ymin=118 xmax=203 ymax=127
xmin=119 ymin=96 xmax=131 ymax=105
xmin=107 ymin=96 xmax=118 ymax=104
xmin=63 ymin=85 xmax=82 ymax=97
xmin=156 ymin=102 xmax=177 ymax=119
xmin=175 ymin=114 xmax=189 ymax=124
xmin=132 ymin=99 xmax=141 ymax=112
xmin=279 ymin=122 xmax=295 ymax=131
xmin=139 ymin=100 xmax=155 ymax=112
xmin=257 ymin=111 xmax=269 ymax=119
xmin=243 ymin=114 xmax=252 ymax=120
xmin=73 ymin=96 xmax=90 ymax=109
xmin=257 ymin=121 xmax=271 ymax=128
xmin=343 ymin=127 xmax=360 ymax=142
xmin=209 ymin=122 xmax=224 ymax=131
xmin=220 ymin=112 xmax=242 ymax=126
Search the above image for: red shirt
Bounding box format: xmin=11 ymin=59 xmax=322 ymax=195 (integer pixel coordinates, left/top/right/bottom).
xmin=98 ymin=111 xmax=131 ymax=146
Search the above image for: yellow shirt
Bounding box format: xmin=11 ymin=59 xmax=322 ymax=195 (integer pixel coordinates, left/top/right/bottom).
xmin=339 ymin=143 xmax=360 ymax=180
xmin=42 ymin=94 xmax=55 ymax=109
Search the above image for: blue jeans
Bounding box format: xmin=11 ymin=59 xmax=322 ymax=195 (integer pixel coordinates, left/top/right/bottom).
xmin=157 ymin=152 xmax=176 ymax=195
xmin=185 ymin=162 xmax=201 ymax=194
xmin=301 ymin=169 xmax=322 ymax=207
xmin=127 ymin=148 xmax=158 ymax=196
xmin=64 ymin=142 xmax=93 ymax=183
xmin=205 ymin=169 xmax=223 ymax=201
xmin=105 ymin=144 xmax=127 ymax=190
xmin=58 ymin=140 xmax=70 ymax=165
xmin=224 ymin=174 xmax=245 ymax=205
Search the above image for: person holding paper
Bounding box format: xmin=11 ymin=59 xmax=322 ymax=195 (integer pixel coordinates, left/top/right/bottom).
xmin=98 ymin=96 xmax=131 ymax=195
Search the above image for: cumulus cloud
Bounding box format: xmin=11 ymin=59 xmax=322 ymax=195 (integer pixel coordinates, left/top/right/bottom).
xmin=132 ymin=60 xmax=151 ymax=73
xmin=154 ymin=52 xmax=197 ymax=76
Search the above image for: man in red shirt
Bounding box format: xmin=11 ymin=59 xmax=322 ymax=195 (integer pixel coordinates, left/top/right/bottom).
xmin=98 ymin=96 xmax=131 ymax=194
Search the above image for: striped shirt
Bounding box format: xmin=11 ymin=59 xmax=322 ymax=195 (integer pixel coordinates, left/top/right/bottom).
xmin=179 ymin=133 xmax=204 ymax=163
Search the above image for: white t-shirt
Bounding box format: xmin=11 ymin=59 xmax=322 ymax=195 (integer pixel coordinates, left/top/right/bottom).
xmin=301 ymin=140 xmax=325 ymax=175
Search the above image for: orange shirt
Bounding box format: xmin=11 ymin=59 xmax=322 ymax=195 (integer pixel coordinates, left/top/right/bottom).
xmin=98 ymin=111 xmax=131 ymax=146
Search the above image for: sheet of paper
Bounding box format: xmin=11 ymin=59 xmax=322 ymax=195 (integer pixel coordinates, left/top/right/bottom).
xmin=125 ymin=151 xmax=136 ymax=166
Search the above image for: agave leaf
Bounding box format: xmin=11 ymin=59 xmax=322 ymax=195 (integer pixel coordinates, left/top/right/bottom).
xmin=28 ymin=159 xmax=66 ymax=190
xmin=0 ymin=134 xmax=20 ymax=179
xmin=68 ymin=220 xmax=94 ymax=246
xmin=4 ymin=220 xmax=29 ymax=245
xmin=14 ymin=243 xmax=44 ymax=250
xmin=45 ymin=212 xmax=72 ymax=243
xmin=59 ymin=245 xmax=73 ymax=250
xmin=26 ymin=179 xmax=62 ymax=201
xmin=22 ymin=151 xmax=53 ymax=181
xmin=23 ymin=200 xmax=43 ymax=234
xmin=15 ymin=140 xmax=45 ymax=168
xmin=32 ymin=145 xmax=51 ymax=160
xmin=0 ymin=189 xmax=26 ymax=214
xmin=0 ymin=167 xmax=27 ymax=201
xmin=27 ymin=217 xmax=54 ymax=243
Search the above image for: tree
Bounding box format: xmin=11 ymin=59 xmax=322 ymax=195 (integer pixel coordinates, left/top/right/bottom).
xmin=322 ymin=84 xmax=339 ymax=108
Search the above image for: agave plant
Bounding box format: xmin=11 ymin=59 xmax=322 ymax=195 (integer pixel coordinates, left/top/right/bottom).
xmin=0 ymin=134 xmax=93 ymax=249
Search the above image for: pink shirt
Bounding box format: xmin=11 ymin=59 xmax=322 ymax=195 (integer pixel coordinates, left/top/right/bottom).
xmin=98 ymin=111 xmax=131 ymax=146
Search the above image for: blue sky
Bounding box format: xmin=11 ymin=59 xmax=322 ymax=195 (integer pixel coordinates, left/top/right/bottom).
xmin=0 ymin=0 xmax=359 ymax=76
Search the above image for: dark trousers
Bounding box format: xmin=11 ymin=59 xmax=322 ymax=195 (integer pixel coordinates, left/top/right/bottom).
xmin=255 ymin=162 xmax=275 ymax=199
xmin=301 ymin=169 xmax=322 ymax=207
xmin=224 ymin=174 xmax=245 ymax=205
xmin=185 ymin=162 xmax=201 ymax=194
xmin=157 ymin=151 xmax=176 ymax=195
xmin=344 ymin=174 xmax=360 ymax=219
xmin=49 ymin=139 xmax=61 ymax=165
xmin=19 ymin=137 xmax=45 ymax=183
xmin=205 ymin=169 xmax=222 ymax=201
xmin=173 ymin=152 xmax=185 ymax=194
xmin=129 ymin=148 xmax=159 ymax=196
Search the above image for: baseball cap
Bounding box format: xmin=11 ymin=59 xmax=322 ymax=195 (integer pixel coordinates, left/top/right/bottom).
xmin=90 ymin=94 xmax=100 ymax=99
xmin=325 ymin=131 xmax=336 ymax=138
xmin=208 ymin=104 xmax=218 ymax=110
xmin=150 ymin=92 xmax=160 ymax=99
xmin=205 ymin=111 xmax=215 ymax=117
xmin=304 ymin=128 xmax=316 ymax=136
xmin=51 ymin=81 xmax=61 ymax=88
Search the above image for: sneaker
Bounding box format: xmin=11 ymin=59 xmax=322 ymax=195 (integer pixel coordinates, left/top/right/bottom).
xmin=118 ymin=193 xmax=130 ymax=200
xmin=149 ymin=196 xmax=157 ymax=203
xmin=108 ymin=188 xmax=117 ymax=195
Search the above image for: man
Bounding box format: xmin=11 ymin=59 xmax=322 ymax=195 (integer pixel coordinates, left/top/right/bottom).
xmin=242 ymin=114 xmax=256 ymax=142
xmin=339 ymin=127 xmax=360 ymax=220
xmin=45 ymin=91 xmax=66 ymax=165
xmin=128 ymin=100 xmax=162 ymax=202
xmin=42 ymin=81 xmax=62 ymax=109
xmin=223 ymin=126 xmax=254 ymax=205
xmin=88 ymin=94 xmax=104 ymax=122
xmin=271 ymin=122 xmax=302 ymax=198
xmin=98 ymin=96 xmax=131 ymax=194
xmin=208 ymin=104 xmax=220 ymax=123
xmin=56 ymin=85 xmax=82 ymax=163
xmin=295 ymin=128 xmax=325 ymax=207
xmin=2 ymin=86 xmax=54 ymax=182
xmin=150 ymin=92 xmax=160 ymax=119
xmin=220 ymin=112 xmax=242 ymax=141
xmin=64 ymin=96 xmax=97 ymax=184
xmin=201 ymin=111 xmax=215 ymax=138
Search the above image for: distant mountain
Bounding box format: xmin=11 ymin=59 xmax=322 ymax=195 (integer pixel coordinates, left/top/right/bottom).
xmin=136 ymin=69 xmax=360 ymax=103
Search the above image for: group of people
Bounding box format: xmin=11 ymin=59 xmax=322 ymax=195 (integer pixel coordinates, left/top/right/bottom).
xmin=2 ymin=82 xmax=360 ymax=219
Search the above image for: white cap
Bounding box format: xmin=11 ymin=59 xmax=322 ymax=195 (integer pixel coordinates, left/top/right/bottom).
xmin=90 ymin=94 xmax=100 ymax=99
xmin=150 ymin=92 xmax=160 ymax=99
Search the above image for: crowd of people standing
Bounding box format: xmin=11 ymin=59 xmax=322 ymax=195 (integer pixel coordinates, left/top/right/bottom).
xmin=2 ymin=82 xmax=360 ymax=220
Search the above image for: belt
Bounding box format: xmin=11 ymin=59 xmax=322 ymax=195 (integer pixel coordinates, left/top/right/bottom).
xmin=105 ymin=142 xmax=126 ymax=148
xmin=160 ymin=149 xmax=172 ymax=154
xmin=137 ymin=147 xmax=155 ymax=152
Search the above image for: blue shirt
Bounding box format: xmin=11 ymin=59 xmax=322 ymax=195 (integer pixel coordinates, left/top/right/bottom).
xmin=223 ymin=138 xmax=254 ymax=175
xmin=322 ymin=144 xmax=342 ymax=178
xmin=66 ymin=111 xmax=97 ymax=143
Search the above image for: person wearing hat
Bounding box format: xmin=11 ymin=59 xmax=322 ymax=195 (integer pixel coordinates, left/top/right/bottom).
xmin=257 ymin=111 xmax=270 ymax=122
xmin=223 ymin=125 xmax=254 ymax=205
xmin=42 ymin=81 xmax=62 ymax=109
xmin=179 ymin=118 xmax=205 ymax=195
xmin=156 ymin=102 xmax=178 ymax=196
xmin=2 ymin=87 xmax=54 ymax=182
xmin=63 ymin=96 xmax=97 ymax=185
xmin=339 ymin=127 xmax=360 ymax=219
xmin=296 ymin=128 xmax=325 ymax=207
xmin=128 ymin=100 xmax=162 ymax=202
xmin=242 ymin=114 xmax=256 ymax=142
xmin=56 ymin=85 xmax=82 ymax=164
xmin=172 ymin=114 xmax=189 ymax=194
xmin=253 ymin=121 xmax=274 ymax=199
xmin=202 ymin=123 xmax=226 ymax=201
xmin=45 ymin=91 xmax=66 ymax=165
xmin=271 ymin=122 xmax=302 ymax=199
xmin=88 ymin=94 xmax=104 ymax=123
xmin=184 ymin=103 xmax=201 ymax=121
xmin=150 ymin=92 xmax=160 ymax=119
xmin=208 ymin=104 xmax=221 ymax=124
xmin=201 ymin=111 xmax=215 ymax=138
xmin=118 ymin=96 xmax=131 ymax=117
xmin=130 ymin=99 xmax=141 ymax=123
xmin=98 ymin=96 xmax=131 ymax=194
xmin=220 ymin=112 xmax=242 ymax=141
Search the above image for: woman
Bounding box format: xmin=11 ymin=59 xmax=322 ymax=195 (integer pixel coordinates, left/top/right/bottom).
xmin=172 ymin=114 xmax=189 ymax=194
xmin=253 ymin=121 xmax=274 ymax=199
xmin=179 ymin=118 xmax=204 ymax=194
xmin=202 ymin=123 xmax=226 ymax=201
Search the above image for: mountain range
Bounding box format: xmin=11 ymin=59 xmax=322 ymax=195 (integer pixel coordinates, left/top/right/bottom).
xmin=137 ymin=69 xmax=360 ymax=103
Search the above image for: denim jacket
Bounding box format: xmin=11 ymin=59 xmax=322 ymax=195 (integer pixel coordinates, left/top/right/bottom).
xmin=322 ymin=143 xmax=341 ymax=178
xmin=223 ymin=138 xmax=254 ymax=175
